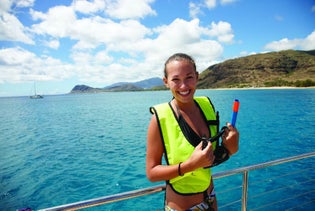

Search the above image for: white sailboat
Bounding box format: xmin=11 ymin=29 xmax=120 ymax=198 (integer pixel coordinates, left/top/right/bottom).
xmin=30 ymin=82 xmax=43 ymax=99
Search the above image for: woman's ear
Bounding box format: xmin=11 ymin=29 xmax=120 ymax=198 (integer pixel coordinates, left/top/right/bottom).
xmin=163 ymin=77 xmax=169 ymax=88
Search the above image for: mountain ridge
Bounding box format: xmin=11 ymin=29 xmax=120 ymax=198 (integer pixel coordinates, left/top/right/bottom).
xmin=70 ymin=77 xmax=164 ymax=93
xmin=197 ymin=49 xmax=315 ymax=88
xmin=70 ymin=49 xmax=315 ymax=93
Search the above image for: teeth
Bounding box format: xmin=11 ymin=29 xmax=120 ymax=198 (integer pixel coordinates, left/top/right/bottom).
xmin=179 ymin=91 xmax=189 ymax=95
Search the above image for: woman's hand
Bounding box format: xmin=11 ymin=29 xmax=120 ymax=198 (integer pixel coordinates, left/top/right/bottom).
xmin=184 ymin=141 xmax=215 ymax=172
xmin=222 ymin=123 xmax=239 ymax=155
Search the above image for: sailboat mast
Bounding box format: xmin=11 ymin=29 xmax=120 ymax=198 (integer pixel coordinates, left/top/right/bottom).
xmin=34 ymin=81 xmax=37 ymax=95
xmin=30 ymin=82 xmax=43 ymax=99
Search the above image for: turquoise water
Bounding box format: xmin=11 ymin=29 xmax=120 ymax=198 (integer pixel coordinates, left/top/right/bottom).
xmin=0 ymin=89 xmax=314 ymax=210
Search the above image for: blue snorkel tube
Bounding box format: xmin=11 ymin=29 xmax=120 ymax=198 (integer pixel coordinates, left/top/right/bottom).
xmin=231 ymin=99 xmax=240 ymax=127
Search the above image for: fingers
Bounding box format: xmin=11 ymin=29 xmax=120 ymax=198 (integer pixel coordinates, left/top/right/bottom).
xmin=203 ymin=141 xmax=215 ymax=164
xmin=226 ymin=122 xmax=234 ymax=130
xmin=191 ymin=142 xmax=214 ymax=168
xmin=199 ymin=140 xmax=214 ymax=157
xmin=227 ymin=122 xmax=240 ymax=132
xmin=225 ymin=122 xmax=239 ymax=138
xmin=223 ymin=122 xmax=240 ymax=156
xmin=197 ymin=141 xmax=204 ymax=150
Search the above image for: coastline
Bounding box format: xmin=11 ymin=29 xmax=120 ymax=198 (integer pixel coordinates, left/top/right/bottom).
xmin=1 ymin=87 xmax=315 ymax=98
xmin=206 ymin=86 xmax=315 ymax=91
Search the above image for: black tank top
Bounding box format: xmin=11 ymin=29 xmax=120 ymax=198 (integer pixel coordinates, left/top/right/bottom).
xmin=172 ymin=102 xmax=208 ymax=147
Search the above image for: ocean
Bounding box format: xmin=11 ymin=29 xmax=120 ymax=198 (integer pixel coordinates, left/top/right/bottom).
xmin=0 ymin=89 xmax=314 ymax=210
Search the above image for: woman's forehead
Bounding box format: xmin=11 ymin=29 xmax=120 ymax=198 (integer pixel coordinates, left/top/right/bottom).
xmin=166 ymin=61 xmax=196 ymax=75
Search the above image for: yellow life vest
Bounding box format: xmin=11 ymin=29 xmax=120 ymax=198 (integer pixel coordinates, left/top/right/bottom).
xmin=150 ymin=96 xmax=219 ymax=194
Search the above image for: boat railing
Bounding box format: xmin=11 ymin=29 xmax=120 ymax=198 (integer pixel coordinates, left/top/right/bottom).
xmin=38 ymin=151 xmax=315 ymax=211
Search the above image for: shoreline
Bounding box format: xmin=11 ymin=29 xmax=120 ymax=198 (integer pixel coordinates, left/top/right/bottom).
xmin=206 ymin=86 xmax=315 ymax=91
xmin=1 ymin=87 xmax=315 ymax=98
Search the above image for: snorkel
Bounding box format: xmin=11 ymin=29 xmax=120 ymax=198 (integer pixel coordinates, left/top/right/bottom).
xmin=202 ymin=99 xmax=240 ymax=147
xmin=202 ymin=99 xmax=240 ymax=167
xmin=231 ymin=99 xmax=240 ymax=127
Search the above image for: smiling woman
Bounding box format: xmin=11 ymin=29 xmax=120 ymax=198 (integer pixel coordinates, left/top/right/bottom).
xmin=146 ymin=53 xmax=239 ymax=211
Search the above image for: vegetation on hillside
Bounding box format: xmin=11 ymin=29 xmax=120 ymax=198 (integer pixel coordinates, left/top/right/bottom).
xmin=197 ymin=49 xmax=315 ymax=88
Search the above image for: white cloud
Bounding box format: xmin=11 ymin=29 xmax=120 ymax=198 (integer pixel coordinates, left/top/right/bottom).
xmin=0 ymin=47 xmax=73 ymax=83
xmin=45 ymin=40 xmax=60 ymax=49
xmin=0 ymin=12 xmax=34 ymax=44
xmin=95 ymin=51 xmax=114 ymax=64
xmin=0 ymin=0 xmax=12 ymax=14
xmin=0 ymin=0 xmax=237 ymax=89
xmin=71 ymin=18 xmax=152 ymax=51
xmin=73 ymin=0 xmax=157 ymax=19
xmin=153 ymin=18 xmax=201 ymax=45
xmin=15 ymin=0 xmax=34 ymax=7
xmin=206 ymin=21 xmax=234 ymax=43
xmin=0 ymin=0 xmax=232 ymax=87
xmin=140 ymin=18 xmax=224 ymax=75
xmin=264 ymin=30 xmax=315 ymax=51
xmin=0 ymin=0 xmax=34 ymax=13
xmin=0 ymin=0 xmax=34 ymax=44
xmin=191 ymin=0 xmax=236 ymax=18
xmin=220 ymin=0 xmax=237 ymax=5
xmin=72 ymin=0 xmax=105 ymax=14
xmin=300 ymin=31 xmax=315 ymax=50
xmin=205 ymin=0 xmax=216 ymax=9
xmin=70 ymin=50 xmax=113 ymax=66
xmin=30 ymin=3 xmax=152 ymax=50
xmin=264 ymin=38 xmax=300 ymax=51
xmin=30 ymin=6 xmax=77 ymax=37
xmin=0 ymin=8 xmax=231 ymax=85
xmin=203 ymin=0 xmax=236 ymax=9
xmin=105 ymin=0 xmax=156 ymax=19
xmin=2 ymin=16 xmax=225 ymax=85
xmin=189 ymin=2 xmax=202 ymax=19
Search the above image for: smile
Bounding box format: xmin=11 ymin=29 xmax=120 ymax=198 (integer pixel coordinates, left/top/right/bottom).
xmin=179 ymin=90 xmax=190 ymax=95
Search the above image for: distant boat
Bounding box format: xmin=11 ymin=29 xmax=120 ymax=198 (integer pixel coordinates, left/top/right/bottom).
xmin=30 ymin=82 xmax=43 ymax=99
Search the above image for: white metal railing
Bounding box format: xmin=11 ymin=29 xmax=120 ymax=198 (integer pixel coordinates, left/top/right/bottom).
xmin=38 ymin=151 xmax=315 ymax=211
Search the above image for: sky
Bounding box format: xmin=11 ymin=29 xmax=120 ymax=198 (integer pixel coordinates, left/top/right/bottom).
xmin=0 ymin=0 xmax=315 ymax=97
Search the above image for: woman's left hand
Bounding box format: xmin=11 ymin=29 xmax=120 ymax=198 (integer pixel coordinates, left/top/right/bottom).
xmin=222 ymin=123 xmax=239 ymax=155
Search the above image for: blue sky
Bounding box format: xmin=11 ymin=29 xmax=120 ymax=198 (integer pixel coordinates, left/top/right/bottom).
xmin=0 ymin=0 xmax=314 ymax=97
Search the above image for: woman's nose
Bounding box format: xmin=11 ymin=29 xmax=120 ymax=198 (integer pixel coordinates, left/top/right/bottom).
xmin=179 ymin=80 xmax=188 ymax=89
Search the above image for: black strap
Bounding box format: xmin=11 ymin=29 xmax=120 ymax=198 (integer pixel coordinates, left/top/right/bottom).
xmin=207 ymin=120 xmax=219 ymax=127
xmin=175 ymin=104 xmax=201 ymax=147
xmin=174 ymin=101 xmax=220 ymax=148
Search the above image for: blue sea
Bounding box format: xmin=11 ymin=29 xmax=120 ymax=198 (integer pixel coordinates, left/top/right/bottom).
xmin=1 ymin=89 xmax=314 ymax=211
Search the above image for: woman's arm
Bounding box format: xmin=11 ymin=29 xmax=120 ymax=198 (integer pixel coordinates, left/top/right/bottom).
xmin=146 ymin=115 xmax=179 ymax=182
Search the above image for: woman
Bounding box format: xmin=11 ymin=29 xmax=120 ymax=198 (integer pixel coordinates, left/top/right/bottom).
xmin=146 ymin=53 xmax=239 ymax=211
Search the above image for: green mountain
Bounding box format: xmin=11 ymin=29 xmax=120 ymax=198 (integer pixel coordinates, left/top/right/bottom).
xmin=198 ymin=49 xmax=315 ymax=88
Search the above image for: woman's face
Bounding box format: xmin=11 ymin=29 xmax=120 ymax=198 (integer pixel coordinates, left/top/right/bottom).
xmin=163 ymin=59 xmax=198 ymax=104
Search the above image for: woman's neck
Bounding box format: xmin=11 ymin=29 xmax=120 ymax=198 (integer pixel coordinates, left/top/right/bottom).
xmin=172 ymin=99 xmax=196 ymax=114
